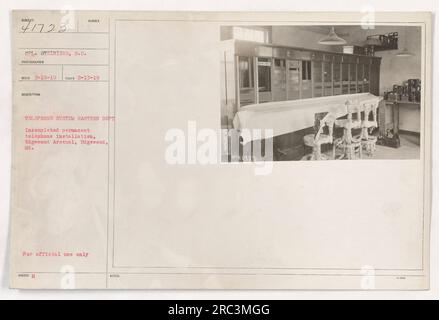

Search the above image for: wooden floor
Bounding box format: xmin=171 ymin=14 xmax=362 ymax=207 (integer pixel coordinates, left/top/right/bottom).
xmin=319 ymin=132 xmax=420 ymax=160
xmin=371 ymin=132 xmax=420 ymax=160
xmin=223 ymin=132 xmax=420 ymax=162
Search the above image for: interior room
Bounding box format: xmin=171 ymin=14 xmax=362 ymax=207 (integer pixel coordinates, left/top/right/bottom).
xmin=220 ymin=25 xmax=422 ymax=161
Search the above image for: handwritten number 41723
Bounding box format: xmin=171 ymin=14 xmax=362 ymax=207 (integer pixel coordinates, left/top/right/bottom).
xmin=21 ymin=21 xmax=67 ymax=33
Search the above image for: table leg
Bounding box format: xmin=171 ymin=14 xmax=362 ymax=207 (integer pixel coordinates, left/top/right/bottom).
xmin=393 ymin=102 xmax=400 ymax=135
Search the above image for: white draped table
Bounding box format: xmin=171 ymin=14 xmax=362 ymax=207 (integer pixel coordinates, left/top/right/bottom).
xmin=233 ymin=93 xmax=383 ymax=143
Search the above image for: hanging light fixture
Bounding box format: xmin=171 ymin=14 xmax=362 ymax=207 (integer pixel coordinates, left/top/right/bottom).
xmin=318 ymin=27 xmax=347 ymax=45
xmin=396 ymin=27 xmax=413 ymax=57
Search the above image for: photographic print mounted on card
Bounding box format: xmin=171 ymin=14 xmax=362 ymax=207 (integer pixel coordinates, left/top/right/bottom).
xmin=9 ymin=11 xmax=431 ymax=289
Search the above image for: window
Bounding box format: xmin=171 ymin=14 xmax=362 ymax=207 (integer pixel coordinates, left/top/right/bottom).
xmin=363 ymin=64 xmax=370 ymax=82
xmin=302 ymin=61 xmax=312 ymax=80
xmin=258 ymin=58 xmax=271 ymax=92
xmin=232 ymin=26 xmax=271 ymax=43
xmin=363 ymin=64 xmax=370 ymax=93
xmin=238 ymin=56 xmax=253 ymax=89
xmin=333 ymin=62 xmax=341 ymax=95
xmin=342 ymin=63 xmax=349 ymax=94
xmin=323 ymin=62 xmax=332 ymax=96
xmin=313 ymin=61 xmax=323 ymax=97
xmin=342 ymin=63 xmax=349 ymax=82
xmin=274 ymin=58 xmax=285 ymax=68
xmin=349 ymin=63 xmax=357 ymax=93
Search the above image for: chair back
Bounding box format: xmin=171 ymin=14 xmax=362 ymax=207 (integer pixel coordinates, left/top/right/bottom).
xmin=346 ymin=101 xmax=362 ymax=124
xmin=315 ymin=112 xmax=335 ymax=143
xmin=363 ymin=102 xmax=378 ymax=127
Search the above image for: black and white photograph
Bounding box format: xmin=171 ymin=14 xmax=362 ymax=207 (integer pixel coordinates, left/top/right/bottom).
xmin=220 ymin=25 xmax=422 ymax=162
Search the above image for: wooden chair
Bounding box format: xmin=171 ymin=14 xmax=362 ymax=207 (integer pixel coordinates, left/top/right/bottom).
xmin=358 ymin=102 xmax=378 ymax=156
xmin=302 ymin=112 xmax=336 ymax=160
xmin=333 ymin=101 xmax=362 ymax=160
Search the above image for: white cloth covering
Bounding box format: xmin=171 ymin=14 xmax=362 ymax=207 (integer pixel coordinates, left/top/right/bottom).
xmin=233 ymin=93 xmax=383 ymax=143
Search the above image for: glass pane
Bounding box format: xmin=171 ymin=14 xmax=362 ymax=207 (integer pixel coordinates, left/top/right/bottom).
xmin=313 ymin=61 xmax=322 ymax=97
xmin=357 ymin=64 xmax=364 ymax=93
xmin=342 ymin=63 xmax=349 ymax=94
xmin=238 ymin=56 xmax=255 ymax=106
xmin=258 ymin=58 xmax=271 ymax=92
xmin=349 ymin=63 xmax=357 ymax=93
xmin=333 ymin=62 xmax=341 ymax=95
xmin=301 ymin=60 xmax=312 ymax=99
xmin=287 ymin=60 xmax=300 ymax=100
xmin=363 ymin=64 xmax=370 ymax=93
xmin=239 ymin=56 xmax=253 ymax=88
xmin=258 ymin=57 xmax=272 ymax=103
xmin=302 ymin=60 xmax=307 ymax=80
xmin=323 ymin=62 xmax=332 ymax=96
xmin=272 ymin=58 xmax=287 ymax=101
xmin=302 ymin=60 xmax=312 ymax=80
xmin=370 ymin=64 xmax=379 ymax=95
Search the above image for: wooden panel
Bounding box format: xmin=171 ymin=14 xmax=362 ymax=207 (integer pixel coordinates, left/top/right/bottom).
xmin=286 ymin=49 xmax=312 ymax=60
xmin=359 ymin=56 xmax=371 ymax=65
xmin=371 ymin=57 xmax=381 ymax=66
xmin=272 ymin=58 xmax=287 ymax=101
xmin=230 ymin=41 xmax=383 ymax=111
xmin=333 ymin=62 xmax=342 ymax=95
xmin=347 ymin=55 xmax=359 ymax=64
xmin=333 ymin=54 xmax=343 ymax=63
xmin=323 ymin=61 xmax=333 ymax=96
xmin=323 ymin=54 xmax=334 ymax=61
xmin=311 ymin=51 xmax=323 ymax=61
xmin=312 ymin=60 xmax=323 ymax=97
xmin=256 ymin=46 xmax=273 ymax=57
xmin=235 ymin=41 xmax=257 ymax=56
xmin=370 ymin=63 xmax=380 ymax=95
xmin=273 ymin=47 xmax=287 ymax=58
